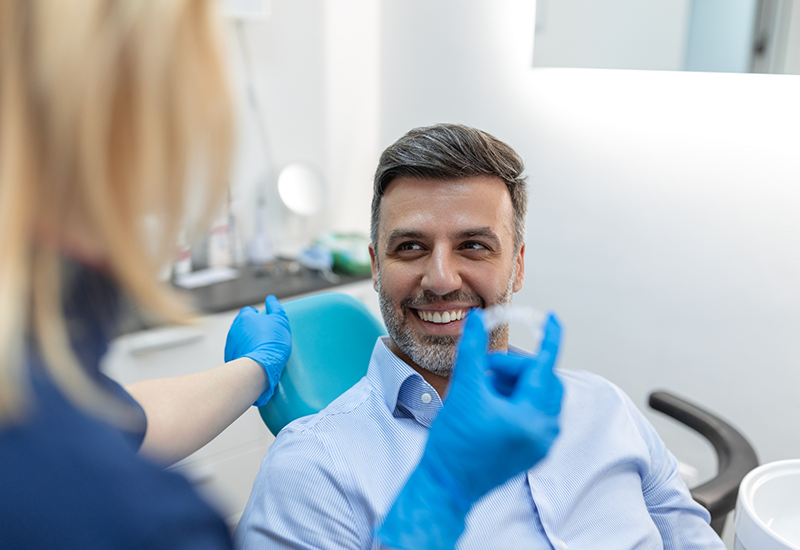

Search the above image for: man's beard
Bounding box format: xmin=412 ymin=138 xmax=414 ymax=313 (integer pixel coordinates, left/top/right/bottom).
xmin=377 ymin=266 xmax=516 ymax=378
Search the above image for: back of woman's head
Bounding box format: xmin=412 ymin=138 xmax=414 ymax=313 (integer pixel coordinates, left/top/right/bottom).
xmin=0 ymin=0 xmax=233 ymax=421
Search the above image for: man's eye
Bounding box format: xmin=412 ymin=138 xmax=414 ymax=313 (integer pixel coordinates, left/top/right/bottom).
xmin=396 ymin=242 xmax=423 ymax=252
xmin=462 ymin=241 xmax=488 ymax=251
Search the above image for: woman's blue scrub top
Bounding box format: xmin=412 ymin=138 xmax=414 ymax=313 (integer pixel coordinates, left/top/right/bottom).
xmin=0 ymin=264 xmax=233 ymax=549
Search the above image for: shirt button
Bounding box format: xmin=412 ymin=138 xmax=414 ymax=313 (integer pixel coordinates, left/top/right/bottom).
xmin=421 ymin=393 xmax=432 ymax=404
xmin=559 ymin=541 xmax=568 ymax=550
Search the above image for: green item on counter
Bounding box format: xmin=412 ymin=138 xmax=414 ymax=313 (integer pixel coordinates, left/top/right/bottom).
xmin=316 ymin=232 xmax=372 ymax=276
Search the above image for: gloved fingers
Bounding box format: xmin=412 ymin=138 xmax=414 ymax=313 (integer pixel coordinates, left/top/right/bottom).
xmin=264 ymin=295 xmax=285 ymax=316
xmin=485 ymin=353 xmax=528 ymax=397
xmin=534 ymin=313 xmax=561 ymax=382
xmin=487 ymin=351 xmax=530 ymax=376
xmin=537 ymin=313 xmax=562 ymax=395
xmin=514 ymin=313 xmax=562 ymax=403
xmin=264 ymin=295 xmax=291 ymax=333
xmin=451 ymin=309 xmax=489 ymax=386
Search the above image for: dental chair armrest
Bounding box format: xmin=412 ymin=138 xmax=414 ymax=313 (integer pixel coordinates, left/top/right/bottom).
xmin=648 ymin=391 xmax=758 ymax=529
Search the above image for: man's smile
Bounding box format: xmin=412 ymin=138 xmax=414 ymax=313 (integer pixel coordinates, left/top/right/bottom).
xmin=412 ymin=308 xmax=470 ymax=324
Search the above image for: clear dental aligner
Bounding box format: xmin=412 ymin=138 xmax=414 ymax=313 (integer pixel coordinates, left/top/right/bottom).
xmin=482 ymin=304 xmax=546 ymax=352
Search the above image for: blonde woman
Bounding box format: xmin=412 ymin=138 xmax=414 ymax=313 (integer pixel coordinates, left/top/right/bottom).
xmin=0 ymin=1 xmax=288 ymax=548
xmin=0 ymin=2 xmax=562 ymax=549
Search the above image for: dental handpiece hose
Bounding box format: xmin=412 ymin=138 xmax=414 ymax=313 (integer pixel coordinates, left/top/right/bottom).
xmin=378 ymin=309 xmax=564 ymax=549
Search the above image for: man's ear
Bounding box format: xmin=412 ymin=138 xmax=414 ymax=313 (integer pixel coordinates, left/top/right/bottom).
xmin=513 ymin=243 xmax=525 ymax=293
xmin=369 ymin=242 xmax=379 ymax=291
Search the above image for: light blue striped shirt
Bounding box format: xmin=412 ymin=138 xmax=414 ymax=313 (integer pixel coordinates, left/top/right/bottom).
xmin=236 ymin=337 xmax=725 ymax=549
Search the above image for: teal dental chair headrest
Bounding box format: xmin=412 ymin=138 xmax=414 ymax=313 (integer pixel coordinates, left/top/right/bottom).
xmin=259 ymin=292 xmax=387 ymax=435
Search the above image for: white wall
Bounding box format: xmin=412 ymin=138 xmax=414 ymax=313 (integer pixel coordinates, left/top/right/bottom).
xmin=516 ymin=68 xmax=800 ymax=468
xmin=226 ymin=0 xmax=379 ymax=256
xmin=322 ymin=0 xmax=381 ymax=235
xmin=225 ymin=1 xmax=328 ymax=254
xmin=378 ymin=0 xmax=800 ymax=536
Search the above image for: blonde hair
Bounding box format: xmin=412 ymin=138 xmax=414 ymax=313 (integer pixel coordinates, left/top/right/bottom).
xmin=0 ymin=0 xmax=233 ymax=422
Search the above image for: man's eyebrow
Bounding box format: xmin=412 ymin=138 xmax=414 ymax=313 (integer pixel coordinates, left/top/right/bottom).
xmin=385 ymin=230 xmax=426 ymax=249
xmin=456 ymin=227 xmax=501 ymax=245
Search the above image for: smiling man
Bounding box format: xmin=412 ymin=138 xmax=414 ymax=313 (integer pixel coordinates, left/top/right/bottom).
xmin=236 ymin=124 xmax=726 ymax=549
xmin=375 ymin=173 xmax=523 ymax=397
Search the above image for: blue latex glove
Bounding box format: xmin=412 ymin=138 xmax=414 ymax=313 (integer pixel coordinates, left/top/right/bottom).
xmin=224 ymin=295 xmax=292 ymax=407
xmin=378 ymin=310 xmax=563 ymax=550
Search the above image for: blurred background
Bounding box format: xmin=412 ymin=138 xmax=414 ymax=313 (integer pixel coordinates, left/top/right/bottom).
xmin=107 ymin=1 xmax=800 ymax=545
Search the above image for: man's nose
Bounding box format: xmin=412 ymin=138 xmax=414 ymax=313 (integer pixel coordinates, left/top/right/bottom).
xmin=420 ymin=248 xmax=461 ymax=297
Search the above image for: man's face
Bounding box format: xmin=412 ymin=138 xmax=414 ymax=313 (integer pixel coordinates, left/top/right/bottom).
xmin=369 ymin=175 xmax=525 ymax=377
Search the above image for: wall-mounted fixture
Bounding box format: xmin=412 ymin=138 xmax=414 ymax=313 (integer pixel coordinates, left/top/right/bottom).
xmin=533 ymin=0 xmax=800 ymax=74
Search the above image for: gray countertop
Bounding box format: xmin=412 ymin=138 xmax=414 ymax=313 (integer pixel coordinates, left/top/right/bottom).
xmin=120 ymin=264 xmax=371 ymax=334
xmin=178 ymin=264 xmax=370 ymax=314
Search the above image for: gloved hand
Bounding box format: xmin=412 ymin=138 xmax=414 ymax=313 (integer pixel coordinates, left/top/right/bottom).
xmin=377 ymin=310 xmax=563 ymax=550
xmin=224 ymin=295 xmax=292 ymax=407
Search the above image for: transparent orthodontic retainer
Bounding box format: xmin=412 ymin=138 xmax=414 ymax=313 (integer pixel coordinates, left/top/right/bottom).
xmin=481 ymin=304 xmax=547 ymax=355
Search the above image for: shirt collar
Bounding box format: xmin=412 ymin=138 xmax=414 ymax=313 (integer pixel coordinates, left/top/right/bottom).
xmin=366 ymin=337 xmax=532 ymax=428
xmin=366 ymin=337 xmax=443 ymax=427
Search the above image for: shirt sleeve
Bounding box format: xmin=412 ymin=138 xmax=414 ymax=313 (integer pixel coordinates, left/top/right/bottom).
xmin=3 ymin=366 xmax=232 ymax=550
xmin=235 ymin=427 xmax=367 ymax=550
xmin=621 ymin=393 xmax=727 ymax=550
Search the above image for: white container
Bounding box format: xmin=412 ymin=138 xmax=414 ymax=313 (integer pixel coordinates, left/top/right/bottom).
xmin=734 ymin=459 xmax=800 ymax=550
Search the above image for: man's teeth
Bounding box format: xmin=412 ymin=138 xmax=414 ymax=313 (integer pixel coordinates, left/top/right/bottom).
xmin=418 ymin=310 xmax=466 ymax=323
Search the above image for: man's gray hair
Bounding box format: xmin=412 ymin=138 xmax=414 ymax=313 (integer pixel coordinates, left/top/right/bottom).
xmin=371 ymin=124 xmax=527 ymax=252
